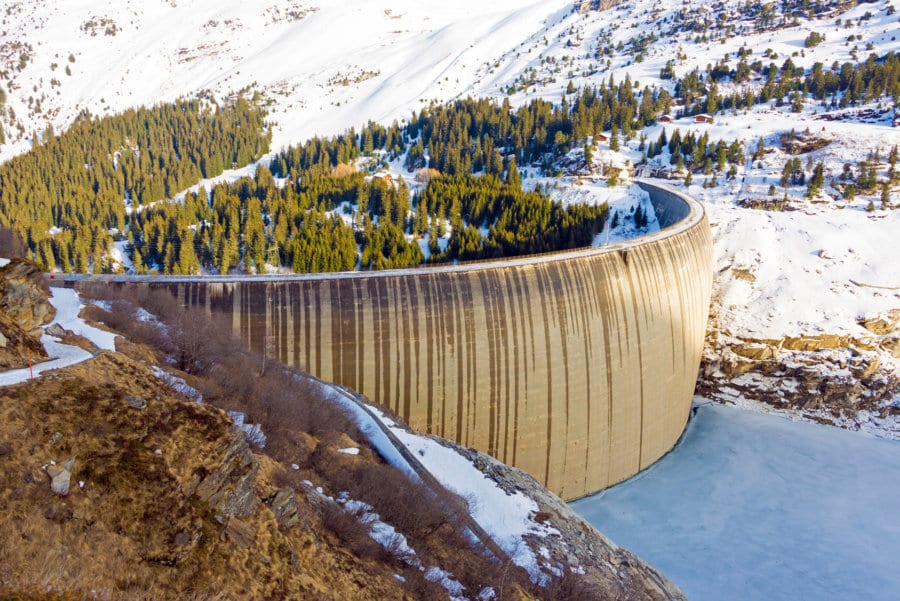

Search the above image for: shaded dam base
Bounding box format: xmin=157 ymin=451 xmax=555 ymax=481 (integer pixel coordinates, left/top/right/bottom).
xmin=68 ymin=180 xmax=713 ymax=501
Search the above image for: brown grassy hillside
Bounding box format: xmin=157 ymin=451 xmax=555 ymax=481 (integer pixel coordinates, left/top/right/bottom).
xmin=0 ymin=352 xmax=419 ymax=600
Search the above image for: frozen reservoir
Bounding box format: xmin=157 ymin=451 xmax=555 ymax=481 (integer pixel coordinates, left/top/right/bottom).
xmin=570 ymin=402 xmax=900 ymax=601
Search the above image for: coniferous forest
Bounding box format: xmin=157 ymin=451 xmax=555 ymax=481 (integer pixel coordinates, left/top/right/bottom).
xmin=0 ymin=96 xmax=271 ymax=272
xmin=1 ymin=92 xmax=614 ymax=275
xmin=2 ymin=49 xmax=896 ymax=274
xmin=125 ymin=91 xmax=622 ymax=275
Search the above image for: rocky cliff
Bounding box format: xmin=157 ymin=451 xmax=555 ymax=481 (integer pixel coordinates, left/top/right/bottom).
xmin=699 ymin=288 xmax=899 ymax=438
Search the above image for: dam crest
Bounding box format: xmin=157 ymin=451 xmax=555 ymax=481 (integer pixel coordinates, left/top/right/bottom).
xmin=69 ymin=180 xmax=713 ymax=500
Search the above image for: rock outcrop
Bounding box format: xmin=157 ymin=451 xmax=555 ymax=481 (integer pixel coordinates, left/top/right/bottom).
xmin=577 ymin=0 xmax=628 ymax=12
xmin=0 ymin=259 xmax=51 ymax=368
xmin=698 ymin=307 xmax=900 ymax=438
xmin=437 ymin=437 xmax=688 ymax=601
xmin=46 ymin=458 xmax=74 ymax=496
xmin=0 ymin=259 xmax=53 ymax=336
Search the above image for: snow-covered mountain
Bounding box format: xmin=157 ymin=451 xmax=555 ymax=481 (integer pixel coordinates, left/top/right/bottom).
xmin=0 ymin=0 xmax=573 ymax=160
xmin=1 ymin=0 xmax=898 ymax=433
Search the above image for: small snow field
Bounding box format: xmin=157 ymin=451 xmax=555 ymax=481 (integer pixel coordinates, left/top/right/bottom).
xmin=151 ymin=365 xmax=204 ymax=403
xmin=318 ymin=382 xmax=560 ymax=584
xmin=47 ymin=287 xmax=117 ymax=352
xmin=571 ymin=401 xmax=900 ymax=601
xmin=366 ymin=405 xmax=562 ymax=583
xmin=0 ymin=287 xmax=114 ymax=386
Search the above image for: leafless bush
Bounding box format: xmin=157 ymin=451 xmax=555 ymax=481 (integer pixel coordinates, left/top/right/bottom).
xmin=544 ymin=568 xmax=608 ymax=600
xmin=0 ymin=226 xmax=27 ymax=259
xmin=401 ymin=568 xmax=449 ymax=599
xmin=168 ymin=307 xmax=228 ymax=375
xmin=320 ymin=501 xmax=383 ymax=560
xmin=95 ymin=299 xmax=172 ymax=354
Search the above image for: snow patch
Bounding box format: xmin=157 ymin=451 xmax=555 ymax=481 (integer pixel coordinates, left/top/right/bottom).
xmin=227 ymin=411 xmax=267 ymax=448
xmin=151 ymin=366 xmax=203 ymax=403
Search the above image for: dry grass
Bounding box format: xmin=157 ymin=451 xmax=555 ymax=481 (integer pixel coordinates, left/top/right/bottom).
xmin=0 ymin=352 xmax=413 ymax=600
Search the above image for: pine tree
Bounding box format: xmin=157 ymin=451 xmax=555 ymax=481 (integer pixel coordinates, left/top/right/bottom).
xmin=807 ymin=162 xmax=824 ymax=197
xmin=505 ymin=156 xmax=521 ymax=188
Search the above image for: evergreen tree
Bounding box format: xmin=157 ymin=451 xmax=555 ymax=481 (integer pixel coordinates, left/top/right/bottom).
xmin=807 ymin=162 xmax=825 ymax=197
xmin=505 ymin=156 xmax=521 ymax=188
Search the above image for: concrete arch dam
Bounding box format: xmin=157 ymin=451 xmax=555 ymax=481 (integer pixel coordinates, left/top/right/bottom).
xmin=71 ymin=181 xmax=713 ymax=501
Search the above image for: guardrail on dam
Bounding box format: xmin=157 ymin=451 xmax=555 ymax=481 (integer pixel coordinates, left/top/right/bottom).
xmin=68 ymin=180 xmax=713 ymax=501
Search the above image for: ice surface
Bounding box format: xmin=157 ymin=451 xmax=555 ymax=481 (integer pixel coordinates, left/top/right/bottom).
xmin=570 ymin=402 xmax=900 ymax=601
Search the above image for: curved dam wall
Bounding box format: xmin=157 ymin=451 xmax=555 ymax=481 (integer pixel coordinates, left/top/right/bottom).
xmin=71 ymin=181 xmax=713 ymax=501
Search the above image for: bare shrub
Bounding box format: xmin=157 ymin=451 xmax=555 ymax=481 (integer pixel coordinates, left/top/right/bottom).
xmin=544 ymin=568 xmax=608 ymax=600
xmin=168 ymin=306 xmax=225 ymax=375
xmin=97 ymin=299 xmax=172 ymax=354
xmin=401 ymin=568 xmax=449 ymax=599
xmin=0 ymin=226 xmax=27 ymax=259
xmin=320 ymin=501 xmax=383 ymax=560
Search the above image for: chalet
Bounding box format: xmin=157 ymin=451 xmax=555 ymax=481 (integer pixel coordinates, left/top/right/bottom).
xmin=373 ymin=172 xmax=394 ymax=185
xmin=659 ymin=114 xmax=674 ymax=123
xmin=694 ymin=114 xmax=713 ymax=123
xmin=595 ymin=133 xmax=609 ymax=143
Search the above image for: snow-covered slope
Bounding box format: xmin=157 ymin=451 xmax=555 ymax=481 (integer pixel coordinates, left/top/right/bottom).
xmin=2 ymin=0 xmax=899 ymax=432
xmin=0 ymin=0 xmax=571 ymax=161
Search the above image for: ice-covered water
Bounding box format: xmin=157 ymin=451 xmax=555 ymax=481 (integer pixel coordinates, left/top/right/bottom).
xmin=570 ymin=402 xmax=900 ymax=601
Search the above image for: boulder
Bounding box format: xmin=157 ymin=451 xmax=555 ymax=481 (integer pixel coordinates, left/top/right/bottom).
xmin=732 ymin=343 xmax=775 ymax=361
xmin=881 ymin=337 xmax=900 ymax=359
xmin=272 ymin=488 xmax=301 ymax=527
xmin=47 ymin=459 xmax=74 ymax=496
xmin=125 ymin=395 xmax=147 ymax=410
xmin=224 ymin=517 xmax=256 ymax=549
xmin=45 ymin=323 xmax=69 ymax=338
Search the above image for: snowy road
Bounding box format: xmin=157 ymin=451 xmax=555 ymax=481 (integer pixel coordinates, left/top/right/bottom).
xmin=0 ymin=287 xmax=116 ymax=386
xmin=570 ymin=403 xmax=900 ymax=601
